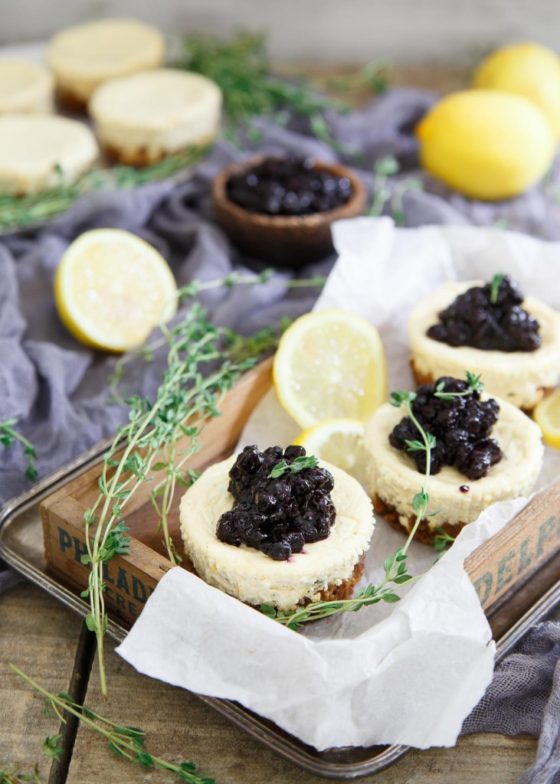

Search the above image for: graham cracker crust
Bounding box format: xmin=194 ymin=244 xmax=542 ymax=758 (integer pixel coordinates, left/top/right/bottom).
xmin=372 ymin=493 xmax=465 ymax=545
xmin=102 ymin=133 xmax=216 ymax=167
xmin=410 ymin=357 xmax=550 ymax=414
xmin=55 ymin=86 xmax=89 ymax=113
xmin=315 ymin=555 xmax=365 ymax=603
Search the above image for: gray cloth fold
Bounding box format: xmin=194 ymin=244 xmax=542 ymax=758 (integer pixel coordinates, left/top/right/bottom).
xmin=1 ymin=88 xmax=559 ymax=782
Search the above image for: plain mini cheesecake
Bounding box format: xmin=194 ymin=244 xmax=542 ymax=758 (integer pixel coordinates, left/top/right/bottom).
xmin=0 ymin=115 xmax=97 ymax=196
xmin=0 ymin=59 xmax=53 ymax=114
xmin=180 ymin=445 xmax=374 ymax=611
xmin=90 ymin=68 xmax=222 ymax=165
xmin=365 ymin=376 xmax=543 ymax=543
xmin=409 ymin=276 xmax=560 ymax=411
xmin=46 ymin=18 xmax=165 ymax=109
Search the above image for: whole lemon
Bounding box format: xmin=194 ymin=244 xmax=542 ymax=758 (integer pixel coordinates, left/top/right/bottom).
xmin=474 ymin=42 xmax=560 ymax=138
xmin=417 ymin=90 xmax=556 ymax=200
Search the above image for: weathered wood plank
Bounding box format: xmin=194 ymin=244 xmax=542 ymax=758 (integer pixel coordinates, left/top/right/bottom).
xmin=0 ymin=583 xmax=83 ymax=781
xmin=66 ymin=646 xmax=536 ymax=784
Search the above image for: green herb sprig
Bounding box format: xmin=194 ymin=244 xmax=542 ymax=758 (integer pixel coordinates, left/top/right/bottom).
xmin=432 ymin=528 xmax=456 ymax=555
xmin=0 ymin=766 xmax=41 ymax=784
xmin=0 ymin=418 xmax=38 ymax=481
xmin=434 ymin=371 xmax=483 ymax=400
xmin=268 ymin=455 xmax=319 ymax=479
xmin=489 ymin=272 xmax=505 ymax=304
xmin=174 ymin=32 xmax=347 ymax=147
xmin=0 ymin=147 xmax=207 ymax=233
xmin=85 ymin=271 xmax=325 ymax=695
xmin=11 ymin=666 xmax=214 ymax=784
xmin=368 ymin=155 xmax=424 ymax=225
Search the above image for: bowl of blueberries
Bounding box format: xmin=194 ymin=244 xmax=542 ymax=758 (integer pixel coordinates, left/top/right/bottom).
xmin=212 ymin=155 xmax=366 ymax=267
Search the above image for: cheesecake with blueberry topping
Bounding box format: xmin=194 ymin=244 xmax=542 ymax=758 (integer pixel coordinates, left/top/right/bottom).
xmin=409 ymin=276 xmax=560 ymax=410
xmin=179 ymin=445 xmax=374 ymax=610
xmin=365 ymin=376 xmax=543 ymax=543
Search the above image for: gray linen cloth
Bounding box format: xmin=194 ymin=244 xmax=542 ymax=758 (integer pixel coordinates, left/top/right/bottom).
xmin=1 ymin=88 xmax=559 ymax=781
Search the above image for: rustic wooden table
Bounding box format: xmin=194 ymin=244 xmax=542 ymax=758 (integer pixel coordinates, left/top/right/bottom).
xmin=0 ymin=63 xmax=544 ymax=784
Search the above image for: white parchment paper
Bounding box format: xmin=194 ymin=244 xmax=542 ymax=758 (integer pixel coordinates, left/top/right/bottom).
xmin=117 ymin=218 xmax=560 ymax=750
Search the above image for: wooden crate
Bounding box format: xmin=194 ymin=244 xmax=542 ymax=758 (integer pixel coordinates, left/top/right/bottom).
xmin=40 ymin=358 xmax=560 ymax=628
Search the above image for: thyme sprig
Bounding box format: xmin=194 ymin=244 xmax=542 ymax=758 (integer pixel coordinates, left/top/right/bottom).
xmin=433 ymin=528 xmax=456 ymax=555
xmin=85 ymin=271 xmax=325 ymax=695
xmin=268 ymin=455 xmax=319 ymax=479
xmin=434 ymin=371 xmax=484 ymax=400
xmin=0 ymin=767 xmax=41 ymax=784
xmin=174 ymin=32 xmax=347 ymax=146
xmin=368 ymin=155 xmax=424 ymax=225
xmin=0 ymin=147 xmax=207 ymax=233
xmin=0 ymin=418 xmax=38 ymax=481
xmin=489 ymin=272 xmax=505 ymax=304
xmin=11 ymin=666 xmax=214 ymax=784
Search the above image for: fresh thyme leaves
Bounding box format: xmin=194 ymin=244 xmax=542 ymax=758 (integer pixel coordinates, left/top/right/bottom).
xmin=262 ymin=553 xmax=414 ymax=631
xmin=0 ymin=146 xmax=207 ymax=233
xmin=368 ymin=155 xmax=424 ymax=226
xmin=174 ymin=32 xmax=354 ymax=150
xmin=490 ymin=272 xmax=505 ymax=304
xmin=0 ymin=418 xmax=38 ymax=481
xmin=432 ymin=528 xmax=456 ymax=555
xmin=88 ymin=271 xmax=326 ymax=695
xmin=11 ymin=666 xmax=215 ymax=784
xmin=434 ymin=371 xmax=484 ymax=399
xmin=268 ymin=455 xmax=319 ymax=479
xmin=326 ymin=60 xmax=392 ymax=96
xmin=0 ymin=766 xmax=41 ymax=784
xmin=41 ymin=735 xmax=63 ymax=761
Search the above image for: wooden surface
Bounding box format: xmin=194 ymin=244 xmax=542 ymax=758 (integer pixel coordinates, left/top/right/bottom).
xmin=0 ymin=63 xmax=545 ymax=784
xmin=0 ymin=580 xmax=537 ymax=783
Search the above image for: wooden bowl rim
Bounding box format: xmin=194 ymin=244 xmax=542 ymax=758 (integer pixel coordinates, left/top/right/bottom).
xmin=212 ymin=154 xmax=367 ymax=229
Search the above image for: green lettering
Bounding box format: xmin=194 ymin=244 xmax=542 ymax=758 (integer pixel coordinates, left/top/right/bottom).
xmin=496 ymin=550 xmax=516 ymax=593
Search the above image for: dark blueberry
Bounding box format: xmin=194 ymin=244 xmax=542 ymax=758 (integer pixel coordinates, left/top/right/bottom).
xmin=284 ymin=444 xmax=306 ymax=460
xmin=216 ymin=445 xmax=336 ymax=560
xmin=427 ymin=276 xmax=541 ymax=353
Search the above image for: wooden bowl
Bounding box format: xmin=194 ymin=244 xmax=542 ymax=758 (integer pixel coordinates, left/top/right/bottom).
xmin=212 ymin=156 xmax=367 ymax=268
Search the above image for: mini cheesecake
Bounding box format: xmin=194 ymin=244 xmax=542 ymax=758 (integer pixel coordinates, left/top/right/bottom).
xmin=180 ymin=449 xmax=374 ymax=611
xmin=409 ymin=279 xmax=560 ymax=410
xmin=365 ymin=377 xmax=543 ymax=543
xmin=0 ymin=116 xmax=97 ymax=196
xmin=46 ymin=18 xmax=165 ymax=109
xmin=90 ymin=69 xmax=222 ymax=165
xmin=0 ymin=60 xmax=53 ymax=114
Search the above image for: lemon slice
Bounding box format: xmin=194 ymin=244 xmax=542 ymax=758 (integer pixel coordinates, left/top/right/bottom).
xmin=295 ymin=418 xmax=369 ymax=486
xmin=55 ymin=228 xmax=177 ymax=352
xmin=533 ymin=389 xmax=560 ymax=448
xmin=273 ymin=308 xmax=387 ymax=429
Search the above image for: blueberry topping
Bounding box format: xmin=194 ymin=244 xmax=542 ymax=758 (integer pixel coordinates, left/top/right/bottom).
xmin=216 ymin=445 xmax=336 ymax=560
xmin=427 ymin=276 xmax=541 ymax=352
xmin=226 ymin=157 xmax=353 ymax=217
xmin=389 ymin=377 xmax=503 ymax=481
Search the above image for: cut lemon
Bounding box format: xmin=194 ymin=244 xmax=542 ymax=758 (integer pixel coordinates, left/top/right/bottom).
xmin=295 ymin=418 xmax=369 ymax=486
xmin=533 ymin=389 xmax=560 ymax=448
xmin=55 ymin=228 xmax=177 ymax=352
xmin=273 ymin=308 xmax=387 ymax=429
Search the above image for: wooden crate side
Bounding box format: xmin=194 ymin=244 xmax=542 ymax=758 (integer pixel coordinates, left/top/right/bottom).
xmin=41 ymin=495 xmax=174 ymax=627
xmin=465 ymin=478 xmax=560 ymax=609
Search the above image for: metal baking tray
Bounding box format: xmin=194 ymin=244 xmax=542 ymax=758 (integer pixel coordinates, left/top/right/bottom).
xmin=2 ymin=443 xmax=560 ymax=780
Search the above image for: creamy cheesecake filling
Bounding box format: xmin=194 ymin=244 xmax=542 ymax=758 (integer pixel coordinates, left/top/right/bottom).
xmin=180 ymin=456 xmax=374 ymax=610
xmin=90 ymin=69 xmax=222 ymax=161
xmin=409 ymin=281 xmax=560 ymax=409
xmin=0 ymin=60 xmax=53 ymax=114
xmin=47 ymin=19 xmax=165 ymax=102
xmin=0 ymin=116 xmax=97 ymax=195
xmin=365 ymin=395 xmax=543 ymax=530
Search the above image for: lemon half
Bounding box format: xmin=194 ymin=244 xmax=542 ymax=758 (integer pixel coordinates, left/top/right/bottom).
xmin=534 ymin=389 xmax=560 ymax=448
xmin=273 ymin=308 xmax=387 ymax=429
xmin=55 ymin=228 xmax=177 ymax=352
xmin=295 ymin=418 xmax=368 ymax=486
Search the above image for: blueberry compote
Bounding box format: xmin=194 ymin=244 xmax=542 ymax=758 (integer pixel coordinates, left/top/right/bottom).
xmin=217 ymin=445 xmax=336 ymax=560
xmin=427 ymin=275 xmax=541 ymax=352
xmin=226 ymin=157 xmax=353 ymax=216
xmin=389 ymin=377 xmax=503 ymax=480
